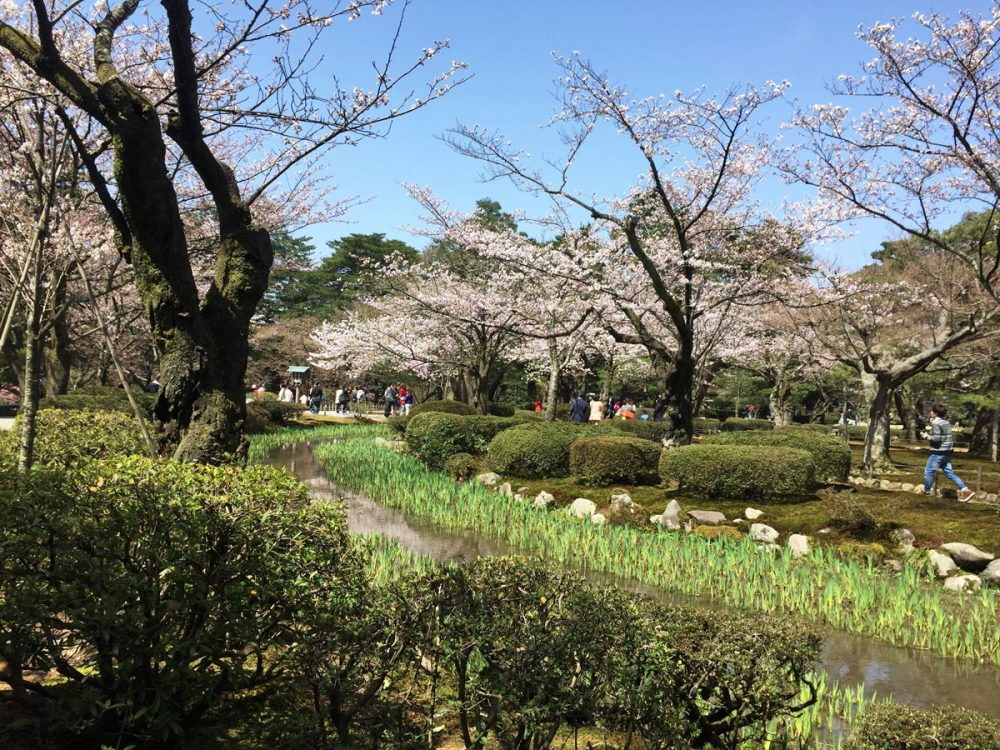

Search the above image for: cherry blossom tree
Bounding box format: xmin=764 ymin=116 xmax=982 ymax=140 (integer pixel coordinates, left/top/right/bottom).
xmin=447 ymin=55 xmax=811 ymax=442
xmin=0 ymin=0 xmax=466 ymax=462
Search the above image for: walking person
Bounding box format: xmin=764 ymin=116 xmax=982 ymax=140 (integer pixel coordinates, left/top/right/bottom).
xmin=569 ymin=393 xmax=589 ymax=423
xmin=588 ymin=395 xmax=605 ymax=425
xmin=309 ymin=383 xmax=323 ymax=414
xmin=922 ymin=404 xmax=975 ymax=502
xmin=337 ymin=387 xmax=350 ymax=415
xmin=384 ymin=384 xmax=396 ymax=418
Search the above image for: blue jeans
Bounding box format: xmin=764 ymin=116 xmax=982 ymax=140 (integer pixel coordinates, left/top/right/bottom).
xmin=924 ymin=452 xmax=966 ymax=492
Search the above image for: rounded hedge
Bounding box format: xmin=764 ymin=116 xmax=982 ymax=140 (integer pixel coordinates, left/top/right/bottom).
xmin=659 ymin=444 xmax=815 ymax=500
xmin=611 ymin=420 xmax=669 ymax=443
xmin=844 ymin=703 xmax=1000 ymax=750
xmin=39 ymin=384 xmax=156 ymax=417
xmin=777 ymin=423 xmax=833 ymax=434
xmin=0 ymin=409 xmax=145 ymax=470
xmin=693 ymin=417 xmax=722 ymax=435
xmin=487 ymin=422 xmax=582 ymax=478
xmin=487 ymin=402 xmax=516 ymax=417
xmin=445 ymin=452 xmax=479 ymax=481
xmin=405 ymin=412 xmax=475 ymax=468
xmin=705 ymin=429 xmax=851 ymax=483
xmin=722 ymin=417 xmax=774 ymax=432
xmin=569 ymin=436 xmax=662 ymax=485
xmin=409 ymin=399 xmax=476 ymax=417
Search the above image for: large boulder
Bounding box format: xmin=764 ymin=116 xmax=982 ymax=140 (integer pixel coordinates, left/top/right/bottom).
xmin=890 ymin=528 xmax=915 ymax=555
xmin=688 ymin=510 xmax=726 ymax=525
xmin=651 ymin=499 xmax=682 ymax=529
xmin=610 ymin=492 xmax=637 ymax=513
xmin=476 ymin=472 xmax=501 ymax=486
xmin=788 ymin=534 xmax=810 ymax=558
xmin=928 ymin=549 xmax=958 ymax=579
xmin=745 ymin=507 xmax=763 ymax=520
xmin=533 ymin=491 xmax=554 ymax=509
xmin=568 ymin=497 xmax=597 ymax=519
xmin=591 ymin=513 xmax=607 ymax=526
xmin=750 ymin=523 xmax=779 ymax=544
xmin=497 ymin=482 xmax=513 ymax=498
xmin=980 ymin=559 xmax=1000 ymax=587
xmin=943 ymin=574 xmax=982 ymax=593
xmin=939 ymin=542 xmax=995 ymax=572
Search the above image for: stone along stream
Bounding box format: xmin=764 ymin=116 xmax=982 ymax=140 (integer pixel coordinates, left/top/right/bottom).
xmin=261 ymin=440 xmax=1000 ymax=717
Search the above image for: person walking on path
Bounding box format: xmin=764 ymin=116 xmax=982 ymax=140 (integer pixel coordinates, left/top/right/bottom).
xmin=922 ymin=404 xmax=975 ymax=502
xmin=569 ymin=394 xmax=589 ymax=423
xmin=309 ymin=383 xmax=324 ymax=414
xmin=588 ymin=396 xmax=604 ymax=425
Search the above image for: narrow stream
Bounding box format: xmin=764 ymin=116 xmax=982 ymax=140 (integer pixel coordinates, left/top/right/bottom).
xmin=262 ymin=440 xmax=1000 ymax=716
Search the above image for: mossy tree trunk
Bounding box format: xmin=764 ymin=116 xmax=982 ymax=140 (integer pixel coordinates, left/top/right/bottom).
xmin=0 ymin=4 xmax=272 ymax=462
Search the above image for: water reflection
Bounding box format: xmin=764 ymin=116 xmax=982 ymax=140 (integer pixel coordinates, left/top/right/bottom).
xmin=261 ymin=440 xmax=1000 ymax=715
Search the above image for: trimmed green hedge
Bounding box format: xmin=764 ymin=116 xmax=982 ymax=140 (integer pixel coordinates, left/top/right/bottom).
xmin=721 ymin=418 xmax=774 ymax=432
xmin=445 ymin=453 xmax=479 ymax=481
xmin=777 ymin=423 xmax=832 ymax=434
xmin=409 ymin=399 xmax=477 ymax=417
xmin=705 ymin=429 xmax=851 ymax=483
xmin=844 ymin=703 xmax=1000 ymax=750
xmin=405 ymin=413 xmax=523 ymax=468
xmin=659 ymin=444 xmax=815 ymax=500
xmin=611 ymin=420 xmax=669 ymax=443
xmin=487 ymin=402 xmax=515 ymax=417
xmin=246 ymin=399 xmax=304 ymax=433
xmin=569 ymin=436 xmax=662 ymax=485
xmin=39 ymin=385 xmax=156 ymax=417
xmin=0 ymin=409 xmax=145 ymax=470
xmin=693 ymin=417 xmax=722 ymax=435
xmin=487 ymin=422 xmax=581 ymax=478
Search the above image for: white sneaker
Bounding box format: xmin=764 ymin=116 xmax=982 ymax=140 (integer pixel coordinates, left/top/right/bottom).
xmin=958 ymin=488 xmax=975 ymax=503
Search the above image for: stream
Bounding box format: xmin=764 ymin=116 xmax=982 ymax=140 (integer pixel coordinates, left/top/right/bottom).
xmin=261 ymin=440 xmax=1000 ymax=717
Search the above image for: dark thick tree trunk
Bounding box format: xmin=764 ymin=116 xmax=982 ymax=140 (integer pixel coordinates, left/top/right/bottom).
xmin=861 ymin=372 xmax=891 ymax=468
xmin=665 ymin=335 xmax=694 ymax=444
xmin=17 ymin=260 xmax=42 ymax=472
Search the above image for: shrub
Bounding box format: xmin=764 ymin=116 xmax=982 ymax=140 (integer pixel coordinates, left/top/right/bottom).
xmin=0 ymin=409 xmax=145 ymax=469
xmin=386 ymin=415 xmax=410 ymax=434
xmin=828 ymin=495 xmax=881 ymax=538
xmin=611 ymin=419 xmax=670 ymax=443
xmin=0 ymin=455 xmax=361 ymax=749
xmin=246 ymin=398 xmax=305 ymax=432
xmin=39 ymin=384 xmax=156 ymax=417
xmin=692 ymin=525 xmax=744 ymax=542
xmin=445 ymin=452 xmax=480 ymax=481
xmin=836 ymin=541 xmax=890 ymax=564
xmin=693 ymin=417 xmax=721 ymax=435
xmin=705 ymin=429 xmax=851 ymax=482
xmin=659 ymin=444 xmax=816 ymax=500
xmin=844 ymin=703 xmax=1000 ymax=750
xmin=777 ymin=423 xmax=833 ymax=434
xmin=569 ymin=436 xmax=662 ymax=485
xmin=722 ymin=417 xmax=774 ymax=432
xmin=408 ymin=399 xmax=476 ymax=417
xmin=405 ymin=412 xmax=475 ymax=468
xmin=487 ymin=422 xmax=582 ymax=478
xmin=487 ymin=402 xmax=515 ymax=417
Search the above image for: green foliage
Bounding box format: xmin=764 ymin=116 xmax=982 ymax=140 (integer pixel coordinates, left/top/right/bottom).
xmin=487 ymin=422 xmax=582 ymax=478
xmin=706 ymin=429 xmax=851 ymax=482
xmin=569 ymin=436 xmax=662 ymax=485
xmin=828 ymin=495 xmax=883 ymax=539
xmin=445 ymin=452 xmax=480 ymax=481
xmin=778 ymin=423 xmax=834 ymax=434
xmin=487 ymin=401 xmax=516 ymax=417
xmin=405 ymin=413 xmax=522 ymax=468
xmin=39 ymin=384 xmax=155 ymax=417
xmin=693 ymin=417 xmax=722 ymax=435
xmin=246 ymin=397 xmax=305 ymax=433
xmin=836 ymin=541 xmax=890 ymax=564
xmin=659 ymin=444 xmax=816 ymax=500
xmin=386 ymin=414 xmax=410 ymax=434
xmin=693 ymin=525 xmax=744 ymax=542
xmin=408 ymin=398 xmax=477 ymax=417
xmin=722 ymin=417 xmax=775 ymax=431
xmin=610 ymin=419 xmax=670 ymax=442
xmin=0 ymin=408 xmax=144 ymax=469
xmin=844 ymin=702 xmax=1000 ymax=750
xmin=0 ymin=456 xmax=360 ymax=749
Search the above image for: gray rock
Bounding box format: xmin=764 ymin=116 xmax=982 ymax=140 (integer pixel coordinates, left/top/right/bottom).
xmin=497 ymin=482 xmax=513 ymax=498
xmin=688 ymin=510 xmax=726 ymax=525
xmin=985 ymin=493 xmax=998 ymax=505
xmin=817 ymin=527 xmax=832 ymax=534
xmin=609 ymin=492 xmax=635 ymax=512
xmin=943 ymin=574 xmax=982 ymax=593
xmin=750 ymin=523 xmax=779 ymax=544
xmin=745 ymin=507 xmax=764 ymax=520
xmin=890 ymin=528 xmax=915 ymax=555
xmin=590 ymin=513 xmax=607 ymax=526
xmin=939 ymin=542 xmax=995 ymax=572
xmin=374 ymin=437 xmax=391 ymax=446
xmin=652 ymin=499 xmax=683 ymax=530
xmin=887 ymin=481 xmax=903 ymax=491
xmin=900 ymin=483 xmax=915 ymax=493
xmin=476 ymin=472 xmax=500 ymax=486
xmin=788 ymin=534 xmax=810 ymax=558
xmin=568 ymin=497 xmax=597 ymax=519
xmin=879 ymin=479 xmax=893 ymax=490
xmin=513 ymin=493 xmax=526 ymax=503
xmin=928 ymin=549 xmax=958 ymax=579
xmin=883 ymin=559 xmax=903 ymax=573
xmin=517 ymin=486 xmax=529 ymax=493
xmin=533 ymin=491 xmax=554 ymax=509
xmin=979 ymin=559 xmax=1000 ymax=586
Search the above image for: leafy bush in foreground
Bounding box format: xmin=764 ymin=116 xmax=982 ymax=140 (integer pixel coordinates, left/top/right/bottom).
xmin=0 ymin=408 xmax=145 ymax=469
xmin=408 ymin=398 xmax=476 ymax=417
xmin=706 ymin=428 xmax=851 ymax=482
xmin=844 ymin=702 xmax=1000 ymax=750
xmin=722 ymin=417 xmax=774 ymax=432
xmin=487 ymin=422 xmax=582 ymax=478
xmin=659 ymin=444 xmax=816 ymax=500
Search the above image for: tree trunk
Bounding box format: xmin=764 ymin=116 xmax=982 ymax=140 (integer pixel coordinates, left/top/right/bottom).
xmin=17 ymin=259 xmax=42 ymax=473
xmin=992 ymin=408 xmax=998 ymax=463
xmin=543 ymin=339 xmax=559 ymax=422
xmin=861 ymin=372 xmax=891 ymax=468
xmin=43 ymin=267 xmax=71 ymax=397
xmin=769 ymin=374 xmax=793 ymax=426
xmin=665 ymin=335 xmax=694 ymax=444
xmin=692 ymin=363 xmax=720 ymax=418
xmin=600 ymin=349 xmax=615 ymax=403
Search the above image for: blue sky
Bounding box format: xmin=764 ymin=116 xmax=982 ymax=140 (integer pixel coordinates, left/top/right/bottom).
xmin=295 ymin=0 xmax=971 ymax=267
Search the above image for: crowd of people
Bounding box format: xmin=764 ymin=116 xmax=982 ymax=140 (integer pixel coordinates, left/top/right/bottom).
xmin=248 ymin=381 xmax=415 ymax=417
